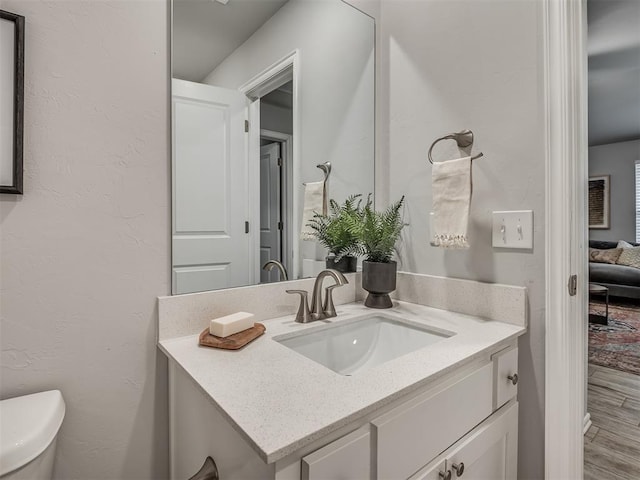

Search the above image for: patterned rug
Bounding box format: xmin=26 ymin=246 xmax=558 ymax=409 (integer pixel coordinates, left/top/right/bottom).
xmin=589 ymin=299 xmax=640 ymax=375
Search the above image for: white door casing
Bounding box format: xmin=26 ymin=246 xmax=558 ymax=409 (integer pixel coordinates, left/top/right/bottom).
xmin=172 ymin=79 xmax=251 ymax=294
xmin=543 ymin=0 xmax=588 ymax=478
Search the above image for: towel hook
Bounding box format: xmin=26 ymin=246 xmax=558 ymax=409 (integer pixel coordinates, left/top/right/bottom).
xmin=317 ymin=162 xmax=331 ymax=185
xmin=304 ymin=162 xmax=331 ymax=187
xmin=428 ymin=129 xmax=484 ymax=164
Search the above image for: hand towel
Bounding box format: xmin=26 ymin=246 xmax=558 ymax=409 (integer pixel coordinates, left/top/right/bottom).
xmin=300 ymin=181 xmax=326 ymax=241
xmin=431 ymin=156 xmax=471 ymax=248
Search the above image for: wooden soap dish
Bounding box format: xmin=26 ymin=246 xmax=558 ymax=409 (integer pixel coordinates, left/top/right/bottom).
xmin=198 ymin=323 xmax=266 ymax=350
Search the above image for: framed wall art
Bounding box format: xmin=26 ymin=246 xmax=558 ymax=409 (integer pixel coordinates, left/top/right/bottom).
xmin=1 ymin=9 xmax=25 ymax=194
xmin=588 ymin=175 xmax=610 ymax=229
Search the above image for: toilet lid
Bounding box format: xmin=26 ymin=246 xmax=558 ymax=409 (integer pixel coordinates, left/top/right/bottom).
xmin=0 ymin=390 xmax=65 ymax=476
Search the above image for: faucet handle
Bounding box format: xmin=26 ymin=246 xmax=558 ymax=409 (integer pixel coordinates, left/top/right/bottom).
xmin=286 ymin=290 xmax=312 ymax=323
xmin=323 ymin=285 xmax=339 ymax=317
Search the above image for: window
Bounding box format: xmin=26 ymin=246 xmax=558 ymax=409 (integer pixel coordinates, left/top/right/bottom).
xmin=636 ymin=161 xmax=640 ymax=242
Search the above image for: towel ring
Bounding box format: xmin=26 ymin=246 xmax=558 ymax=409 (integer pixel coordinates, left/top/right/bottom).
xmin=428 ymin=130 xmax=484 ymax=164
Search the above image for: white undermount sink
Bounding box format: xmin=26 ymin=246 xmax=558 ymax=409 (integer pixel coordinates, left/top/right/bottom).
xmin=274 ymin=313 xmax=455 ymax=375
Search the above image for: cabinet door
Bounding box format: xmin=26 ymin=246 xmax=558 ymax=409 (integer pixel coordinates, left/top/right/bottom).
xmin=301 ymin=426 xmax=371 ymax=480
xmin=445 ymin=402 xmax=518 ymax=480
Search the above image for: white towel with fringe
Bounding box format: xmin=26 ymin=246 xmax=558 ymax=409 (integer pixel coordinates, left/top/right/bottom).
xmin=300 ymin=181 xmax=326 ymax=241
xmin=431 ymin=156 xmax=471 ymax=248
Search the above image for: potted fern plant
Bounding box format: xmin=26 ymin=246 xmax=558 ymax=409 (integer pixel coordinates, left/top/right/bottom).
xmin=350 ymin=195 xmax=405 ymax=308
xmin=306 ymin=194 xmax=364 ymax=273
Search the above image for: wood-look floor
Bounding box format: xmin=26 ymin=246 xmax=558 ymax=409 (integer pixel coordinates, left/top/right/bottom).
xmin=585 ymin=364 xmax=640 ymax=480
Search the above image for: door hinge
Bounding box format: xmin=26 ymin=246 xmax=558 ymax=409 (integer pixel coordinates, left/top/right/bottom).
xmin=277 ymin=157 xmax=282 ymax=167
xmin=568 ymin=274 xmax=577 ymax=296
xmin=245 ymin=221 xmax=250 ymax=234
xmin=277 ymin=221 xmax=283 ymax=230
xmin=244 ymin=120 xmax=249 ymax=133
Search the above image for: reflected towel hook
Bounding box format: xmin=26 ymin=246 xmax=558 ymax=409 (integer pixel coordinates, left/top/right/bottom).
xmin=428 ymin=130 xmax=484 ymax=164
xmin=303 ymin=162 xmax=331 ymax=186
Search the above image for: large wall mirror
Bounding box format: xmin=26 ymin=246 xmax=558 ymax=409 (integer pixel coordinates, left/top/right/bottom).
xmin=172 ymin=0 xmax=375 ymax=294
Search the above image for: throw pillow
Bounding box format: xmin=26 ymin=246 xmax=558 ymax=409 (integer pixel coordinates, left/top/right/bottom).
xmin=588 ymin=247 xmax=623 ymax=264
xmin=617 ymin=240 xmax=634 ymax=249
xmin=617 ymin=245 xmax=640 ymax=269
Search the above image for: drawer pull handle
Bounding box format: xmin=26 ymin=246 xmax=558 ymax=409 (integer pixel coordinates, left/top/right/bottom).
xmin=507 ymin=373 xmax=519 ymax=385
xmin=439 ymin=469 xmax=452 ymax=480
xmin=452 ymin=462 xmax=465 ymax=476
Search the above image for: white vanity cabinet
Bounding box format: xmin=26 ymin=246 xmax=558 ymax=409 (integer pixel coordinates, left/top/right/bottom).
xmin=169 ymin=342 xmax=519 ymax=480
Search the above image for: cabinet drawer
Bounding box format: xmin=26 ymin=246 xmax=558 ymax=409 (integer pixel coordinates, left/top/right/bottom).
xmin=492 ymin=346 xmax=518 ymax=409
xmin=372 ymin=363 xmax=493 ymax=480
xmin=301 ymin=425 xmax=371 ymax=480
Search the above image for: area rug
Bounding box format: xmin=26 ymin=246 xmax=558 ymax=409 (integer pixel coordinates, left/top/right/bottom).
xmin=589 ymin=299 xmax=640 ymax=375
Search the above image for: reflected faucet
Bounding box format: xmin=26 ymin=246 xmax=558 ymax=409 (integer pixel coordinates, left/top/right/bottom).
xmin=287 ymin=269 xmax=348 ymax=323
xmin=262 ymin=260 xmax=288 ymax=281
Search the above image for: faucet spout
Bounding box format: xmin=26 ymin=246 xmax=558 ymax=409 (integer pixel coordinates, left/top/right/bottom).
xmin=262 ymin=260 xmax=288 ymax=281
xmin=310 ymin=269 xmax=348 ymax=320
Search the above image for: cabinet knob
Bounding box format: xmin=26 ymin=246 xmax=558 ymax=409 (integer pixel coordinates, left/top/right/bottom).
xmin=439 ymin=469 xmax=452 ymax=480
xmin=452 ymin=462 xmax=465 ymax=477
xmin=507 ymin=373 xmax=519 ymax=385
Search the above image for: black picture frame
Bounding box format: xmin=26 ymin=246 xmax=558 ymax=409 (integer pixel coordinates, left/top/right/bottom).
xmin=1 ymin=9 xmax=25 ymax=194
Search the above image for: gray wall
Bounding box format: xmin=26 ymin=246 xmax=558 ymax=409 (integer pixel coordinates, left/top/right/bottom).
xmin=378 ymin=1 xmax=546 ymax=478
xmin=588 ymin=139 xmax=640 ymax=242
xmin=0 ymin=1 xmax=170 ymax=479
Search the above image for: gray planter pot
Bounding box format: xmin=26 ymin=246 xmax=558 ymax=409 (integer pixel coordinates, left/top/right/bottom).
xmin=362 ymin=260 xmax=397 ymax=308
xmin=325 ymin=255 xmax=357 ymax=273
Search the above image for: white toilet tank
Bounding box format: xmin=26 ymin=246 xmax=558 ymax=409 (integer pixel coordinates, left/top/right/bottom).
xmin=0 ymin=390 xmax=65 ymax=480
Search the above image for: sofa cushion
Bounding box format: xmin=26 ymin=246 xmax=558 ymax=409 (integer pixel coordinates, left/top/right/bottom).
xmin=617 ymin=246 xmax=640 ymax=269
xmin=589 ymin=240 xmax=639 ymax=249
xmin=589 ymin=247 xmax=623 ymax=264
xmin=589 ymin=262 xmax=640 ymax=287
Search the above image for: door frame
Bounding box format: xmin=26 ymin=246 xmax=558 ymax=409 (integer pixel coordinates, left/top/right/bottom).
xmin=261 ymin=129 xmax=294 ymax=279
xmin=239 ymin=50 xmax=301 ymax=282
xmin=543 ymin=0 xmax=589 ymax=478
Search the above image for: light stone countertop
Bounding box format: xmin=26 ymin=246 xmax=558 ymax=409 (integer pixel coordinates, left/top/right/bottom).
xmin=158 ymin=300 xmax=526 ymax=464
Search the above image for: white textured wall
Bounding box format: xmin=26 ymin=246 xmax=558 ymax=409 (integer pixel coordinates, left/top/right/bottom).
xmin=380 ymin=1 xmax=546 ymax=478
xmin=588 ymin=139 xmax=640 ymax=242
xmin=0 ymin=1 xmax=170 ymax=479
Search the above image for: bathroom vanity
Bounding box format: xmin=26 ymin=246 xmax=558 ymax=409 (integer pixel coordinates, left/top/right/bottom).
xmin=159 ymin=289 xmax=525 ymax=480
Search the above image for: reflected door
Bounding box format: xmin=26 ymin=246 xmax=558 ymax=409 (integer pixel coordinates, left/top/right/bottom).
xmin=260 ymin=142 xmax=283 ymax=283
xmin=172 ymin=79 xmax=251 ymax=294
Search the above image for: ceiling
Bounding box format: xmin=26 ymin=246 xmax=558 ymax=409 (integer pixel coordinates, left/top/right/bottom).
xmin=172 ymin=0 xmax=289 ymax=83
xmin=587 ymin=0 xmax=640 ymax=146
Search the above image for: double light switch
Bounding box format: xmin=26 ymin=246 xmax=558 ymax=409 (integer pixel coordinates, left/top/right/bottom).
xmin=492 ymin=211 xmax=533 ymax=249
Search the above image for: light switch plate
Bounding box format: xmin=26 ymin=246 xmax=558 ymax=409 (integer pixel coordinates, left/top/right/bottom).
xmin=492 ymin=210 xmax=533 ymax=249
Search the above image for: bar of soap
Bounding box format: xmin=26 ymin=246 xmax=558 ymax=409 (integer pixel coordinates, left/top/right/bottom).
xmin=209 ymin=312 xmax=255 ymax=338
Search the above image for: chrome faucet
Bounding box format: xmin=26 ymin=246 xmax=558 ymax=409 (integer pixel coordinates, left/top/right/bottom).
xmin=262 ymin=260 xmax=288 ymax=281
xmin=286 ymin=269 xmax=348 ymax=323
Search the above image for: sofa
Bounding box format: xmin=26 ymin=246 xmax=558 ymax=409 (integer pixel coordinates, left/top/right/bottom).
xmin=589 ymin=240 xmax=640 ymax=300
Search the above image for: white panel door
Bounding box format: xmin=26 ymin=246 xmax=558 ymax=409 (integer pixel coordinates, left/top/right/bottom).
xmin=172 ymin=79 xmax=250 ymax=294
xmin=260 ymin=142 xmax=282 ymax=283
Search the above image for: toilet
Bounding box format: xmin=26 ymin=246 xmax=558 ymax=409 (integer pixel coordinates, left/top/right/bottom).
xmin=0 ymin=390 xmax=65 ymax=479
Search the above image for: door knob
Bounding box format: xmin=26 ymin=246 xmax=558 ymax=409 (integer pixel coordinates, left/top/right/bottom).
xmin=452 ymin=462 xmax=465 ymax=476
xmin=507 ymin=373 xmax=519 ymax=385
xmin=188 ymin=456 xmax=219 ymax=480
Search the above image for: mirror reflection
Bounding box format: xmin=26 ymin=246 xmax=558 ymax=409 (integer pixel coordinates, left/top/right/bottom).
xmin=172 ymin=0 xmax=375 ymax=294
